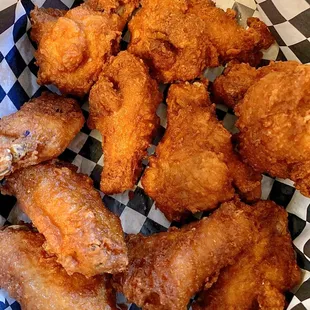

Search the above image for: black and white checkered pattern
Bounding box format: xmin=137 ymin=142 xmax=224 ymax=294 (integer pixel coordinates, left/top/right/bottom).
xmin=0 ymin=0 xmax=309 ymax=309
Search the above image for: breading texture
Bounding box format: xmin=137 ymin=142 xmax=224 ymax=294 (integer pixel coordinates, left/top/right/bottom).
xmin=193 ymin=200 xmax=300 ymax=310
xmin=85 ymin=0 xmax=139 ymax=27
xmin=0 ymin=227 xmax=117 ymax=310
xmin=0 ymin=92 xmax=84 ymax=179
xmin=233 ymin=63 xmax=310 ymax=197
xmin=142 ymin=81 xmax=261 ymax=221
xmin=212 ymin=61 xmax=300 ymax=108
xmin=1 ymin=161 xmax=128 ymax=277
xmin=112 ymin=201 xmax=255 ymax=310
xmin=89 ymin=51 xmax=162 ymax=194
xmin=128 ymin=0 xmax=273 ymax=83
xmin=30 ymin=4 xmax=122 ymax=96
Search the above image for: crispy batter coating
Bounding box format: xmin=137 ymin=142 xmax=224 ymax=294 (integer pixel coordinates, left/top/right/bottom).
xmin=188 ymin=0 xmax=274 ymax=65
xmin=1 ymin=161 xmax=128 ymax=277
xmin=142 ymin=81 xmax=261 ymax=221
xmin=128 ymin=0 xmax=219 ymax=83
xmin=193 ymin=201 xmax=300 ymax=310
xmin=30 ymin=5 xmax=122 ymax=96
xmin=0 ymin=227 xmax=117 ymax=310
xmin=112 ymin=201 xmax=255 ymax=310
xmin=89 ymin=51 xmax=161 ymax=194
xmin=212 ymin=61 xmax=300 ymax=108
xmin=128 ymin=0 xmax=273 ymax=83
xmin=234 ymin=63 xmax=310 ymax=197
xmin=0 ymin=92 xmax=84 ymax=179
xmin=85 ymin=0 xmax=139 ymax=27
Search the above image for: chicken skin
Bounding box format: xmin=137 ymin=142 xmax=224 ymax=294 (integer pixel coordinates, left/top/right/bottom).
xmin=85 ymin=0 xmax=139 ymax=27
xmin=0 ymin=92 xmax=84 ymax=180
xmin=128 ymin=0 xmax=273 ymax=83
xmin=112 ymin=201 xmax=255 ymax=310
xmin=193 ymin=200 xmax=300 ymax=310
xmin=212 ymin=61 xmax=300 ymax=108
xmin=142 ymin=81 xmax=261 ymax=221
xmin=89 ymin=51 xmax=162 ymax=194
xmin=1 ymin=161 xmax=128 ymax=277
xmin=0 ymin=226 xmax=117 ymax=310
xmin=221 ymin=63 xmax=310 ymax=197
xmin=30 ymin=4 xmax=122 ymax=96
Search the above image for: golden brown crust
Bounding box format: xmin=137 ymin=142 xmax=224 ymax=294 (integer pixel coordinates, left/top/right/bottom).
xmin=0 ymin=92 xmax=84 ymax=179
xmin=128 ymin=0 xmax=273 ymax=83
xmin=235 ymin=64 xmax=310 ymax=196
xmin=112 ymin=201 xmax=256 ymax=310
xmin=30 ymin=5 xmax=122 ymax=96
xmin=89 ymin=51 xmax=161 ymax=194
xmin=0 ymin=227 xmax=117 ymax=310
xmin=193 ymin=201 xmax=300 ymax=310
xmin=212 ymin=61 xmax=300 ymax=108
xmin=141 ymin=81 xmax=261 ymax=221
xmin=1 ymin=161 xmax=128 ymax=277
xmin=85 ymin=0 xmax=139 ymax=27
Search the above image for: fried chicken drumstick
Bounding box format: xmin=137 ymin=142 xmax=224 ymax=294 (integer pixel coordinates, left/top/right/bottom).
xmin=193 ymin=200 xmax=300 ymax=310
xmin=0 ymin=92 xmax=84 ymax=180
xmin=128 ymin=0 xmax=273 ymax=83
xmin=0 ymin=226 xmax=117 ymax=310
xmin=112 ymin=201 xmax=255 ymax=310
xmin=89 ymin=51 xmax=161 ymax=194
xmin=142 ymin=81 xmax=261 ymax=221
xmin=30 ymin=4 xmax=122 ymax=96
xmin=213 ymin=62 xmax=310 ymax=197
xmin=1 ymin=161 xmax=128 ymax=277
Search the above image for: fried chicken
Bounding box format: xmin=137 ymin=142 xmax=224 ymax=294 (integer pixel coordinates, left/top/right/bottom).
xmin=212 ymin=61 xmax=300 ymax=108
xmin=128 ymin=0 xmax=273 ymax=83
xmin=0 ymin=92 xmax=84 ymax=180
xmin=30 ymin=4 xmax=122 ymax=96
xmin=230 ymin=63 xmax=310 ymax=197
xmin=112 ymin=201 xmax=255 ymax=310
xmin=88 ymin=51 xmax=161 ymax=194
xmin=188 ymin=0 xmax=274 ymax=66
xmin=193 ymin=200 xmax=300 ymax=310
xmin=0 ymin=226 xmax=117 ymax=310
xmin=85 ymin=0 xmax=139 ymax=27
xmin=1 ymin=161 xmax=128 ymax=277
xmin=141 ymin=81 xmax=261 ymax=221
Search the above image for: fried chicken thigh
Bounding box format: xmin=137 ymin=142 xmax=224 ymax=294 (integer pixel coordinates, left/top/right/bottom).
xmin=112 ymin=201 xmax=255 ymax=310
xmin=193 ymin=201 xmax=300 ymax=310
xmin=128 ymin=0 xmax=273 ymax=83
xmin=30 ymin=4 xmax=122 ymax=96
xmin=212 ymin=61 xmax=300 ymax=108
xmin=225 ymin=63 xmax=310 ymax=197
xmin=0 ymin=227 xmax=117 ymax=310
xmin=0 ymin=92 xmax=84 ymax=180
xmin=1 ymin=161 xmax=128 ymax=277
xmin=89 ymin=51 xmax=161 ymax=194
xmin=142 ymin=81 xmax=261 ymax=221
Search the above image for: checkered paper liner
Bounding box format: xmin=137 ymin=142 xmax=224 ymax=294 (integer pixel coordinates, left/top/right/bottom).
xmin=0 ymin=0 xmax=309 ymax=309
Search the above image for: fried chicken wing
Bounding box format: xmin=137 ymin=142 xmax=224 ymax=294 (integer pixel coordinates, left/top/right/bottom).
xmin=0 ymin=92 xmax=84 ymax=179
xmin=85 ymin=0 xmax=139 ymax=27
xmin=128 ymin=0 xmax=273 ymax=83
xmin=212 ymin=61 xmax=300 ymax=108
xmin=89 ymin=51 xmax=162 ymax=194
xmin=1 ymin=161 xmax=128 ymax=277
xmin=30 ymin=4 xmax=122 ymax=96
xmin=141 ymin=81 xmax=261 ymax=221
xmin=188 ymin=0 xmax=274 ymax=65
xmin=232 ymin=63 xmax=310 ymax=197
xmin=193 ymin=200 xmax=300 ymax=310
xmin=112 ymin=201 xmax=255 ymax=310
xmin=0 ymin=226 xmax=117 ymax=310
